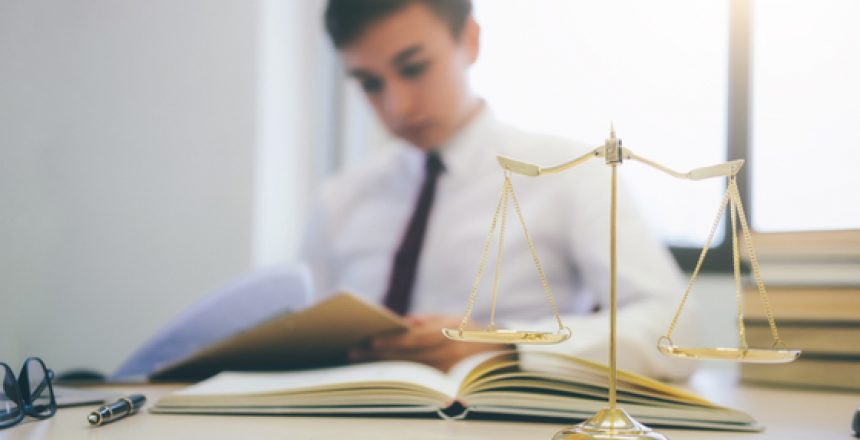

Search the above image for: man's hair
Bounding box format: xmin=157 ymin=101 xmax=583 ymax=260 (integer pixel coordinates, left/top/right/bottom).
xmin=325 ymin=0 xmax=473 ymax=49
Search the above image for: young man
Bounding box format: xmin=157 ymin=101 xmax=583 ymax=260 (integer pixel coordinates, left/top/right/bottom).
xmin=304 ymin=0 xmax=700 ymax=380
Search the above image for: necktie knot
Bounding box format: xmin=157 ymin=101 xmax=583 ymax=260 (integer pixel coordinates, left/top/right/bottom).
xmin=425 ymin=152 xmax=445 ymax=176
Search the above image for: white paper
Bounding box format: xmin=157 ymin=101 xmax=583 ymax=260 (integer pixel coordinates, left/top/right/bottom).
xmin=175 ymin=361 xmax=457 ymax=400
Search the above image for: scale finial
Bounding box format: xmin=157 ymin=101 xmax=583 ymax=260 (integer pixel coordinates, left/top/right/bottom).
xmin=605 ymin=122 xmax=622 ymax=164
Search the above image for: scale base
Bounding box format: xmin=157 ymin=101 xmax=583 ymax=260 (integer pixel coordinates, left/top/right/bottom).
xmin=552 ymin=407 xmax=668 ymax=440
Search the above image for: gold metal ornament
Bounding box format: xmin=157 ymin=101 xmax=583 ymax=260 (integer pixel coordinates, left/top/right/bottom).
xmin=655 ymin=172 xmax=801 ymax=363
xmin=442 ymin=125 xmax=800 ymax=440
xmin=443 ymin=167 xmax=572 ymax=345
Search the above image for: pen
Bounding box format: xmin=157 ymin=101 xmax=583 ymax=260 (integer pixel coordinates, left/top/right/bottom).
xmin=87 ymin=394 xmax=146 ymax=426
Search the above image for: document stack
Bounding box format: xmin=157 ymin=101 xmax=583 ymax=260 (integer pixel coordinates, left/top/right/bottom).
xmin=741 ymin=230 xmax=860 ymax=391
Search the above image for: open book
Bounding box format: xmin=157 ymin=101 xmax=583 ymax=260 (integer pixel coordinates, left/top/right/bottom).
xmin=153 ymin=351 xmax=759 ymax=431
xmin=150 ymin=293 xmax=408 ymax=381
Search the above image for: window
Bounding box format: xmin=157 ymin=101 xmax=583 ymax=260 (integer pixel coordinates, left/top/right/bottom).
xmin=751 ymin=0 xmax=860 ymax=232
xmin=471 ymin=0 xmax=729 ymax=248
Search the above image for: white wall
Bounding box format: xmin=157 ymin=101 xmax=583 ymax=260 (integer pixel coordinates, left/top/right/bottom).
xmin=253 ymin=0 xmax=341 ymax=266
xmin=0 ymin=302 xmax=18 ymax=369
xmin=0 ymin=0 xmax=263 ymax=373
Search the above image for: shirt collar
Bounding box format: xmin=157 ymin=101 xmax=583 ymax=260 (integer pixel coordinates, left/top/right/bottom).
xmin=399 ymin=102 xmax=497 ymax=179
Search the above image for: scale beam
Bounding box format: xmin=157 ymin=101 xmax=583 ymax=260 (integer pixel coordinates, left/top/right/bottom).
xmin=626 ymin=150 xmax=744 ymax=180
xmin=497 ymin=148 xmax=603 ymax=176
xmin=497 ymin=147 xmax=744 ymax=181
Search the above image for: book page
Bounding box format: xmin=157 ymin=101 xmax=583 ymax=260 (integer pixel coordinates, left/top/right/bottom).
xmin=173 ymin=361 xmax=459 ymax=401
xmin=516 ymin=351 xmax=712 ymax=405
xmin=447 ymin=350 xmax=511 ymax=389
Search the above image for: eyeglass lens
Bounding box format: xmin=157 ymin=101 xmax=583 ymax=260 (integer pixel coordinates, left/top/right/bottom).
xmin=25 ymin=358 xmax=55 ymax=418
xmin=0 ymin=365 xmax=22 ymax=427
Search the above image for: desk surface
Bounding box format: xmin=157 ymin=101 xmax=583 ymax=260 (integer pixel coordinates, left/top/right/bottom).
xmin=1 ymin=368 xmax=857 ymax=440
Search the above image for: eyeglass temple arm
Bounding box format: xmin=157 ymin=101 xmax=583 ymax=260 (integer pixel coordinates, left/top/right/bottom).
xmin=3 ymin=375 xmax=19 ymax=400
xmin=498 ymin=146 xmax=744 ymax=181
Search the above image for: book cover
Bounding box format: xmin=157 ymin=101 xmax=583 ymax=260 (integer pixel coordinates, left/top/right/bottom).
xmin=150 ymin=293 xmax=408 ymax=381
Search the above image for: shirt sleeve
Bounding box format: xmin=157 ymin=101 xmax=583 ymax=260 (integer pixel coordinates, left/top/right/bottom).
xmin=506 ymin=164 xmax=703 ymax=382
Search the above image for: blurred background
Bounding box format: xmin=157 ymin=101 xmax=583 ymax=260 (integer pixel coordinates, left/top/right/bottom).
xmin=1 ymin=0 xmax=858 ymax=376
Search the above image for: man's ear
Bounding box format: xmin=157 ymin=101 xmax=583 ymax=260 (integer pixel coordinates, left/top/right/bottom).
xmin=463 ymin=16 xmax=480 ymax=65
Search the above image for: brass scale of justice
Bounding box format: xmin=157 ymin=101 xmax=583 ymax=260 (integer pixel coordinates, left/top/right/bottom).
xmin=440 ymin=126 xmax=801 ymax=440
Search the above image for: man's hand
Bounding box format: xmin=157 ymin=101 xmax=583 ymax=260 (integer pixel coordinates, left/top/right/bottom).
xmin=349 ymin=315 xmax=511 ymax=372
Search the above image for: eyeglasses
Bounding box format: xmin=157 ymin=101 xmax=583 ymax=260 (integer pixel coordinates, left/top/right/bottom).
xmin=1 ymin=357 xmax=56 ymax=429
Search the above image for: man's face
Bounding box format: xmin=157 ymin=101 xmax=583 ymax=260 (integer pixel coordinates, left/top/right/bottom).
xmin=341 ymin=3 xmax=479 ymax=150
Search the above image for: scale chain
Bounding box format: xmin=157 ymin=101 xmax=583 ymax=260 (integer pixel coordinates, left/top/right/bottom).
xmin=507 ymin=177 xmax=566 ymax=332
xmin=488 ymin=178 xmax=511 ymax=330
xmin=458 ymin=176 xmax=509 ymax=332
xmin=458 ymin=174 xmax=566 ymax=334
xmin=663 ymin=176 xmax=786 ymax=350
xmin=663 ymin=182 xmax=733 ymax=340
xmin=730 ymin=186 xmax=749 ymax=350
xmin=729 ymin=180 xmax=785 ymax=348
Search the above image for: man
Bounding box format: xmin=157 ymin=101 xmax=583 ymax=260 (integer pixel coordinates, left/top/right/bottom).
xmin=303 ymin=0 xmax=700 ymax=380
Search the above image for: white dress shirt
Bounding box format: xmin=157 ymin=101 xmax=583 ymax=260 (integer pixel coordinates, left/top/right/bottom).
xmin=302 ymin=106 xmax=701 ymax=380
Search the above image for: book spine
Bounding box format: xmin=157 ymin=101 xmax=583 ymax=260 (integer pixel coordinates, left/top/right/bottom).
xmin=741 ymin=358 xmax=860 ymax=391
xmin=435 ymin=401 xmax=470 ymax=421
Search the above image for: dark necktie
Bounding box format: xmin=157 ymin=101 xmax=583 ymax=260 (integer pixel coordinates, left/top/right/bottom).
xmin=382 ymin=152 xmax=445 ymax=315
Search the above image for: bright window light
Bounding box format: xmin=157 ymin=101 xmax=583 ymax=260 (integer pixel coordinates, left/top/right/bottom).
xmin=751 ymin=0 xmax=860 ymax=232
xmin=470 ymin=1 xmax=729 ymax=247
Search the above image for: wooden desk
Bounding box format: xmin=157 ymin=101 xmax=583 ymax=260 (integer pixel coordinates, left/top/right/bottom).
xmin=2 ymin=368 xmax=856 ymax=440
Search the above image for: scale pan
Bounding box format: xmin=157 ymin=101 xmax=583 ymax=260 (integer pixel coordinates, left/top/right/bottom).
xmin=658 ymin=345 xmax=801 ymax=363
xmin=442 ymin=328 xmax=571 ymax=345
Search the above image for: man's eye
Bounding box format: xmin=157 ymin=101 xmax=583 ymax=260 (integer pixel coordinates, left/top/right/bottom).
xmin=361 ymin=78 xmax=383 ymax=93
xmin=400 ymin=62 xmax=429 ymax=79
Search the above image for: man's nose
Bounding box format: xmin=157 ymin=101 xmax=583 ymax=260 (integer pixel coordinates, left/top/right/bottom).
xmin=384 ymin=80 xmax=417 ymax=122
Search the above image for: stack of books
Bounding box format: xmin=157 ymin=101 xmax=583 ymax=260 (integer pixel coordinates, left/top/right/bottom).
xmin=741 ymin=230 xmax=860 ymax=391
